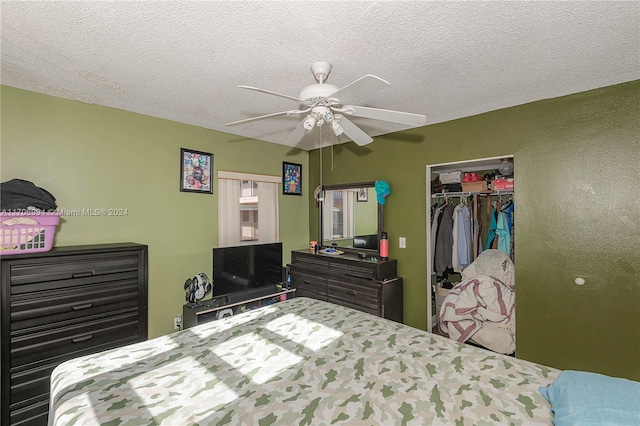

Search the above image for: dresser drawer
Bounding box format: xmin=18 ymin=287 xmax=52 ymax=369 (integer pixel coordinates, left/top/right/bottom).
xmin=290 ymin=270 xmax=327 ymax=299
xmin=327 ymin=278 xmax=380 ymax=313
xmin=10 ymin=332 xmax=140 ymax=414
xmin=8 ymin=252 xmax=141 ymax=293
xmin=328 ymin=297 xmax=380 ymax=316
xmin=9 ymin=361 xmax=55 ymax=412
xmin=11 ymin=311 xmax=141 ymax=368
xmin=329 ymin=261 xmax=375 ymax=280
xmin=9 ymin=395 xmax=48 ymax=426
xmin=10 ymin=279 xmax=140 ymax=331
xmin=291 ymin=252 xmax=330 ymax=269
xmin=294 ymin=288 xmax=329 ymax=301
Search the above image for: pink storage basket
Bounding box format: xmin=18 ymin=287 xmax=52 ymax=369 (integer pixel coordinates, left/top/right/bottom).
xmin=0 ymin=212 xmax=61 ymax=255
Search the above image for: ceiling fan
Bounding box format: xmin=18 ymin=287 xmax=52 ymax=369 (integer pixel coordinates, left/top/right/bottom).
xmin=225 ymin=61 xmax=427 ymax=147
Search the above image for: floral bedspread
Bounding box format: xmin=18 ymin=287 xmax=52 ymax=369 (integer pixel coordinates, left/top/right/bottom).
xmin=49 ymin=297 xmax=559 ymax=425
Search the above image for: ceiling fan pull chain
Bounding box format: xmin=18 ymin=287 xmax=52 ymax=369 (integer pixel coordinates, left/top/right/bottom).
xmin=331 ymin=141 xmax=334 ymax=172
xmin=319 ymin=125 xmax=324 ymax=184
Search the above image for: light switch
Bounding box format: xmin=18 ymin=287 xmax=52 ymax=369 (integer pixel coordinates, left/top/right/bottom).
xmin=399 ymin=237 xmax=406 ymax=248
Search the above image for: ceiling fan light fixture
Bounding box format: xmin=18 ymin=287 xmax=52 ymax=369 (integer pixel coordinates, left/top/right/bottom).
xmin=331 ymin=121 xmax=343 ymax=136
xmin=303 ymin=115 xmax=316 ymax=130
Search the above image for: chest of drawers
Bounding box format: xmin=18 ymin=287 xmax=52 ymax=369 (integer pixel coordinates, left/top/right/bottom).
xmin=289 ymin=250 xmax=403 ymax=322
xmin=1 ymin=243 xmax=148 ymax=426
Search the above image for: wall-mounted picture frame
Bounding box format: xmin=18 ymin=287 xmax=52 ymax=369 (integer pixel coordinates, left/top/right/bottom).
xmin=357 ymin=187 xmax=368 ymax=202
xmin=180 ymin=148 xmax=213 ymax=194
xmin=283 ymin=161 xmax=302 ymax=196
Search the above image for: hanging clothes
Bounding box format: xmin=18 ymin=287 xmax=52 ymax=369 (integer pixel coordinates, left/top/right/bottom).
xmin=478 ymin=198 xmax=484 ymax=258
xmin=453 ymin=201 xmax=472 ymax=272
xmin=430 ymin=203 xmax=441 ymax=274
xmin=486 ymin=198 xmax=514 ymax=256
xmin=435 ymin=203 xmax=454 ymax=276
xmin=501 ymin=200 xmax=515 ymax=261
xmin=472 ymin=195 xmax=480 ymax=259
xmin=496 ymin=211 xmax=511 ymax=255
xmin=486 ymin=205 xmax=498 ymax=250
xmin=452 ymin=203 xmax=460 ymax=272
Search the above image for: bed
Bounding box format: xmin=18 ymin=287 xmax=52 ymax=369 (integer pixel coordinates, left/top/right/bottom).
xmin=49 ymin=297 xmax=560 ymax=425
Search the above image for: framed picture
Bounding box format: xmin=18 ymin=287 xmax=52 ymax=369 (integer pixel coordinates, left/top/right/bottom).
xmin=180 ymin=148 xmax=213 ymax=194
xmin=282 ymin=161 xmax=302 ymax=196
xmin=357 ymin=187 xmax=368 ymax=202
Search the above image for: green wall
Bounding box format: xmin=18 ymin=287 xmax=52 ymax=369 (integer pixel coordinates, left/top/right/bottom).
xmin=354 ymin=187 xmax=377 ymax=235
xmin=0 ymin=86 xmax=310 ymax=338
xmin=308 ymin=81 xmax=640 ymax=380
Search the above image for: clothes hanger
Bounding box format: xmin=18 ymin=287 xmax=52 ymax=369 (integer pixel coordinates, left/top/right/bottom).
xmin=439 ymin=194 xmax=450 ymax=212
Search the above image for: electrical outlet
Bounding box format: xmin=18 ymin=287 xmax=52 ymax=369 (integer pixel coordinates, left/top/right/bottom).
xmin=174 ymin=314 xmax=182 ymax=330
xmin=399 ymin=237 xmax=406 ymax=248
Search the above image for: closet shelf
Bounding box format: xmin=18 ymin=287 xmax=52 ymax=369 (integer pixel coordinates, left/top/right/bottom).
xmin=432 ymin=190 xmax=514 ymax=198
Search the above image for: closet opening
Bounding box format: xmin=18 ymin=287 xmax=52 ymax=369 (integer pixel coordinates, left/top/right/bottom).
xmin=425 ymin=155 xmax=515 ymax=354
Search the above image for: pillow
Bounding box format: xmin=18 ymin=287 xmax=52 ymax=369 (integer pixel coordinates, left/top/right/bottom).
xmin=539 ymin=370 xmax=640 ymax=425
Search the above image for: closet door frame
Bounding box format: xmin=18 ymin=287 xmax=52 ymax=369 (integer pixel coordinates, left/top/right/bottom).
xmin=425 ymin=155 xmax=514 ymax=332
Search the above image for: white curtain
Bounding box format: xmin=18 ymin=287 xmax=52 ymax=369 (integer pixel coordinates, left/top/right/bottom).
xmin=218 ymin=170 xmax=280 ymax=247
xmin=323 ymin=191 xmax=334 ymax=240
xmin=344 ymin=191 xmax=355 ymax=238
xmin=257 ymin=181 xmax=278 ymax=243
xmin=218 ymin=178 xmax=241 ymax=247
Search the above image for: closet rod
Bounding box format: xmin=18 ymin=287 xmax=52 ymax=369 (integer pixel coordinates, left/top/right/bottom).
xmin=432 ymin=190 xmax=513 ymax=198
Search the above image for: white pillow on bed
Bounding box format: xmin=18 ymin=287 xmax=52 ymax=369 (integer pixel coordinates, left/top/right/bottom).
xmin=539 ymin=370 xmax=640 ymax=425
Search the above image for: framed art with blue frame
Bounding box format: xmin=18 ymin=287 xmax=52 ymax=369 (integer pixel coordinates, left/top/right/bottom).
xmin=180 ymin=148 xmax=213 ymax=194
xmin=283 ymin=161 xmax=302 ymax=196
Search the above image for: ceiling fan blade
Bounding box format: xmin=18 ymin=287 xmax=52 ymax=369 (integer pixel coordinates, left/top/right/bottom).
xmin=329 ymin=75 xmax=390 ymax=103
xmin=336 ymin=115 xmax=373 ymax=146
xmin=285 ymin=120 xmax=308 ymax=146
xmin=238 ymin=85 xmax=303 ymax=102
xmin=343 ymin=105 xmax=427 ymax=126
xmin=225 ymin=109 xmax=309 ymax=126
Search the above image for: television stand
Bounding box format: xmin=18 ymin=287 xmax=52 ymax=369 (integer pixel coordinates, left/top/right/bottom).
xmin=224 ymin=285 xmax=281 ymax=304
xmin=182 ymin=288 xmax=296 ymax=328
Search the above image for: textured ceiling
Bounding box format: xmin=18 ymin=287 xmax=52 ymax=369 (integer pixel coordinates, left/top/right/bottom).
xmin=2 ymin=1 xmax=638 ymax=150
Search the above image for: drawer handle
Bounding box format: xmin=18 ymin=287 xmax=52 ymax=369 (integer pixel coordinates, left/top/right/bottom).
xmin=71 ymin=302 xmax=94 ymax=311
xmin=72 ymin=270 xmax=95 ymax=278
xmin=345 ymin=289 xmax=357 ymax=296
xmin=71 ymin=334 xmax=93 ymax=343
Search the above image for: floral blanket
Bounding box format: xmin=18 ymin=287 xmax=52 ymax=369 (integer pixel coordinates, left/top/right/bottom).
xmin=50 ymin=297 xmax=558 ymax=425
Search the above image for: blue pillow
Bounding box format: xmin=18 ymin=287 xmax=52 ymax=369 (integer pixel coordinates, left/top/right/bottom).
xmin=539 ymin=370 xmax=640 ymax=425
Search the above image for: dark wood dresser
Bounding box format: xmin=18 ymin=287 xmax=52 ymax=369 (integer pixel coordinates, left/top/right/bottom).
xmin=289 ymin=250 xmax=403 ymax=323
xmin=1 ymin=243 xmax=148 ymax=426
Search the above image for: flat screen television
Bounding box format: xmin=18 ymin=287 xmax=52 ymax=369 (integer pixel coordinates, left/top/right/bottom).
xmin=212 ymin=242 xmax=283 ymax=298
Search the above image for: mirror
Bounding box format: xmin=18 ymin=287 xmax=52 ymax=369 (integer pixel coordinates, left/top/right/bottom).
xmin=319 ymin=181 xmax=383 ymax=253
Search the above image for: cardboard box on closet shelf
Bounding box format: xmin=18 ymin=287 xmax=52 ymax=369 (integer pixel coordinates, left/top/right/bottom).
xmin=461 ymin=181 xmax=489 ymax=192
xmin=493 ymin=178 xmax=514 ymax=191
xmin=439 ymin=171 xmax=462 ymax=184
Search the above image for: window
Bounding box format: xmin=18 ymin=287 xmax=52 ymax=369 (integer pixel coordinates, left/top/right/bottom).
xmin=332 ymin=191 xmax=344 ymax=237
xmin=218 ymin=171 xmax=279 ymax=247
xmin=240 ymin=181 xmax=259 ymax=241
xmin=322 ymin=189 xmax=355 ymax=241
